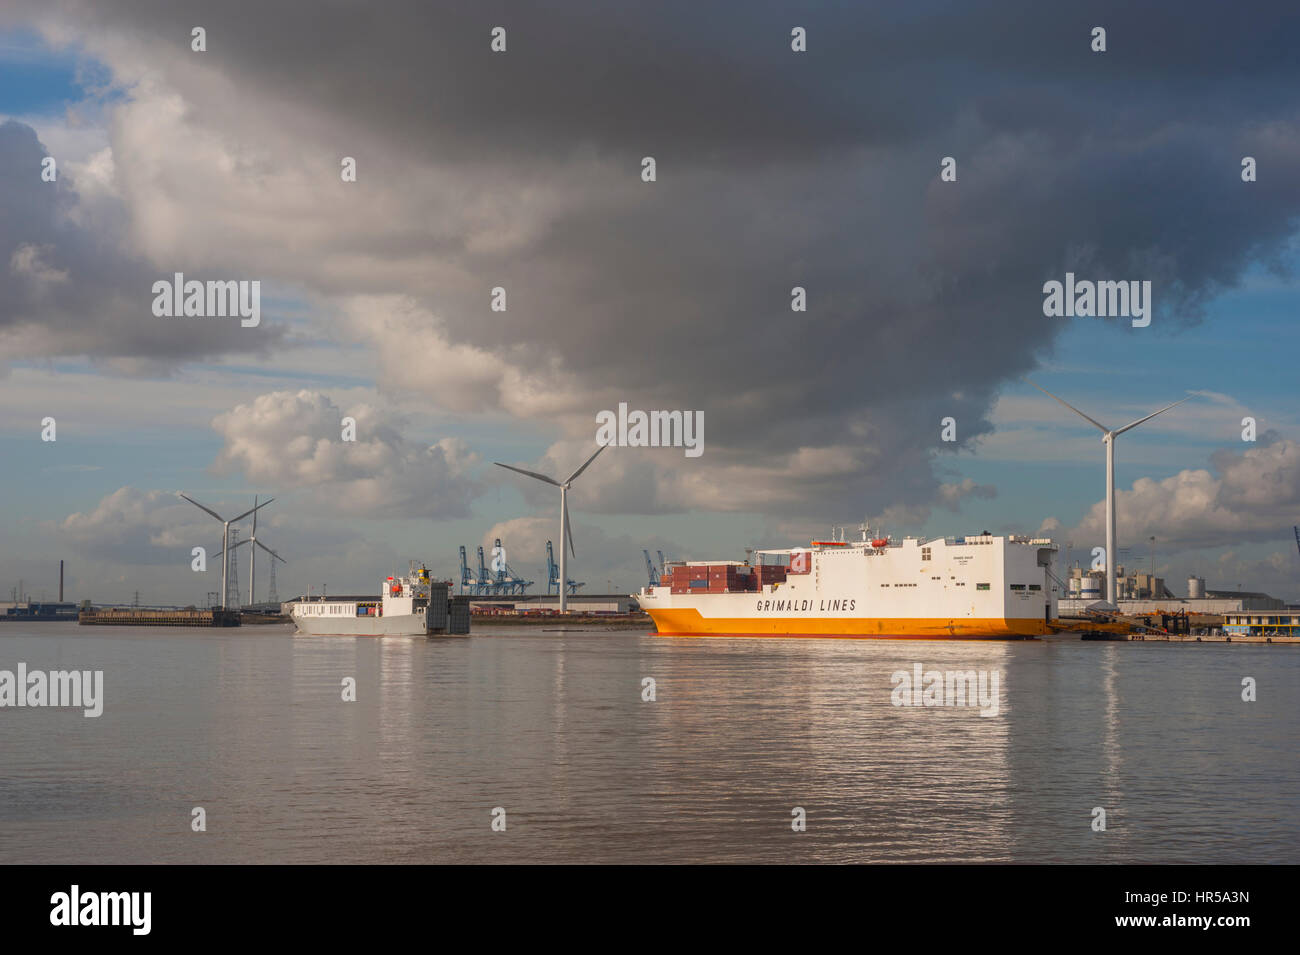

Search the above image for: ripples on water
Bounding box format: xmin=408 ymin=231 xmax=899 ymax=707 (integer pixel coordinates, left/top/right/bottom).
xmin=1 ymin=623 xmax=1295 ymax=863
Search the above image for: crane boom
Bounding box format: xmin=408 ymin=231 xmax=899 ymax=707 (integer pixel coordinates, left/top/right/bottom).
xmin=643 ymin=549 xmax=659 ymax=586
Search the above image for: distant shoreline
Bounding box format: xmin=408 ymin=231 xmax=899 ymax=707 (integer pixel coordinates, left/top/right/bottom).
xmin=471 ymin=613 xmax=650 ymax=629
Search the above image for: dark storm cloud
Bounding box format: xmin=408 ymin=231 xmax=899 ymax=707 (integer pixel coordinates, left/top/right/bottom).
xmin=8 ymin=0 xmax=1300 ymax=519
xmin=30 ymin=0 xmax=1299 ymax=158
xmin=0 ymin=120 xmax=284 ymax=365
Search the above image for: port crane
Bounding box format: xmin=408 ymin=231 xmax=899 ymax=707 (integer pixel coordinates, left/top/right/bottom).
xmin=476 ymin=546 xmax=494 ymax=594
xmin=546 ymin=540 xmax=584 ymax=596
xmin=457 ymin=541 xmax=535 ymax=596
xmin=491 ymin=537 xmax=534 ymax=595
xmin=643 ymin=549 xmax=660 ymax=586
xmin=458 ymin=546 xmax=476 ymax=595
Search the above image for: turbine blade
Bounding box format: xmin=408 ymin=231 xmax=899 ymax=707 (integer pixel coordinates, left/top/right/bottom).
xmin=1022 ymin=378 xmax=1109 ymax=433
xmin=255 ymin=539 xmax=286 ymax=563
xmin=565 ymin=443 xmax=607 ymax=485
xmin=494 ymin=462 xmax=562 ymax=487
xmin=251 ymin=496 xmax=258 ymax=534
xmin=211 ymin=537 xmax=250 ymax=560
xmin=231 ymin=497 xmax=274 ymax=524
xmin=565 ymin=502 xmax=576 ymax=559
xmin=1113 ymin=395 xmax=1194 ymax=436
xmin=178 ymin=492 xmax=224 ymax=523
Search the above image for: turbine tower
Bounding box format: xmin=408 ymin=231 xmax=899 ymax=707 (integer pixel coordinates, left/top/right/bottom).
xmin=226 ymin=528 xmax=241 ymax=608
xmin=494 ymin=444 xmax=607 ymax=613
xmin=178 ymin=493 xmax=273 ymax=611
xmin=1024 ymin=379 xmax=1191 ymax=607
xmin=215 ymin=495 xmax=287 ymax=608
xmin=243 ymin=494 xmax=286 ymax=606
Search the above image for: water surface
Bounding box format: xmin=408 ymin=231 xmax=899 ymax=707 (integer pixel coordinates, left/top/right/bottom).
xmin=1 ymin=623 xmax=1295 ymax=863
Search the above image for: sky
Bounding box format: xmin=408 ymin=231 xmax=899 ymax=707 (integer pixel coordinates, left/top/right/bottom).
xmin=1 ymin=1 xmax=1298 ymax=606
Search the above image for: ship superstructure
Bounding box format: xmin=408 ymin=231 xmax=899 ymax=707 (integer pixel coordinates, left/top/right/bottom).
xmin=292 ymin=562 xmax=469 ymax=636
xmin=636 ymin=530 xmax=1058 ymax=639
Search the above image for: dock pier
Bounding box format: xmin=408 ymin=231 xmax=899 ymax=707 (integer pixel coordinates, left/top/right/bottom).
xmin=79 ymin=608 xmax=242 ymax=627
xmin=1081 ymin=630 xmax=1300 ymax=644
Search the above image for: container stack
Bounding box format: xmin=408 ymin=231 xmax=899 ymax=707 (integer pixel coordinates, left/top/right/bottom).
xmin=666 ymin=563 xmax=760 ymax=593
xmin=707 ymin=564 xmax=740 ymax=593
xmin=662 ymin=561 xmax=792 ymax=593
xmin=667 ymin=565 xmax=709 ymax=594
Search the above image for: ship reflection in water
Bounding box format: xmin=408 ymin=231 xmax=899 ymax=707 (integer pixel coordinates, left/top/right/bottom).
xmin=0 ymin=623 xmax=1295 ymax=863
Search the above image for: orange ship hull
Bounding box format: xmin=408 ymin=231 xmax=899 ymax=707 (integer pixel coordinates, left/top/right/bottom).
xmin=645 ymin=608 xmax=1049 ymax=639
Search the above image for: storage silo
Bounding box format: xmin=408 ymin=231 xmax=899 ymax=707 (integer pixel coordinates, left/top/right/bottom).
xmin=1188 ymin=575 xmax=1206 ymax=599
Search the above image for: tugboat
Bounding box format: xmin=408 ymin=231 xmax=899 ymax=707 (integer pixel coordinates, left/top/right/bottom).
xmin=292 ymin=562 xmax=469 ymax=636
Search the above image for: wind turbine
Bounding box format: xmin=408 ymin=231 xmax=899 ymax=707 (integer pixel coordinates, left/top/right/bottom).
xmin=494 ymin=444 xmax=607 ymax=613
xmin=1024 ymin=379 xmax=1191 ymax=607
xmin=214 ymin=495 xmax=286 ymax=607
xmin=178 ymin=493 xmax=273 ymax=610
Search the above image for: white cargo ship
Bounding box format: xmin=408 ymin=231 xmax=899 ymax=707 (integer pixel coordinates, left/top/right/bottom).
xmin=292 ymin=563 xmax=468 ymax=636
xmin=637 ymin=530 xmax=1059 ymax=639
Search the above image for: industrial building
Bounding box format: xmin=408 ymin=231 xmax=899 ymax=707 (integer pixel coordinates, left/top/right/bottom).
xmin=0 ymin=601 xmax=81 ymax=621
xmin=1059 ymin=566 xmax=1285 ymax=615
xmin=1064 ymin=564 xmax=1177 ymax=602
xmin=470 ymin=594 xmax=638 ymax=614
xmin=1223 ymin=611 xmax=1300 ymax=637
xmin=1 ymin=561 xmax=79 ymax=621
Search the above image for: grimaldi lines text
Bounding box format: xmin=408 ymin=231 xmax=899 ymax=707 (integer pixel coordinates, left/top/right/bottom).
xmin=636 ymin=532 xmax=1058 ymax=639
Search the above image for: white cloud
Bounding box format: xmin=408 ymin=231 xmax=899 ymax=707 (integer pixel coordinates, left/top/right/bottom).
xmin=9 ymin=242 xmax=68 ymax=285
xmin=1062 ymin=435 xmax=1300 ymax=550
xmin=210 ymin=389 xmax=482 ymax=519
xmin=59 ymin=486 xmax=202 ymax=563
xmin=339 ymin=295 xmax=585 ymax=417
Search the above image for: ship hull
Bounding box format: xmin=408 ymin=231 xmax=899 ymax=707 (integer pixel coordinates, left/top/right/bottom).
xmin=292 ymin=613 xmax=429 ymax=637
xmin=645 ymin=608 xmax=1046 ymax=639
xmin=290 ymin=566 xmax=468 ymax=636
xmin=639 ymin=533 xmax=1058 ymax=641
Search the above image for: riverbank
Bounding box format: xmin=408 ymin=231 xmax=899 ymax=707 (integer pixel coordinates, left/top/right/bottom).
xmin=471 ymin=613 xmax=650 ymax=629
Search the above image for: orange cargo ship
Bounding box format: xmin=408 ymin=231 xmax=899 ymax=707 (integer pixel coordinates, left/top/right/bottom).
xmin=636 ymin=531 xmax=1058 ymax=639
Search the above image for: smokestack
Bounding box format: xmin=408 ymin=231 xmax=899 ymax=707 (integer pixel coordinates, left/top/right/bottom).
xmin=59 ymin=560 xmax=64 ymax=602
